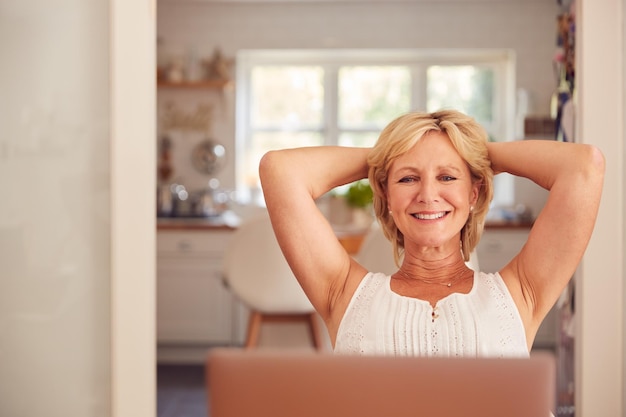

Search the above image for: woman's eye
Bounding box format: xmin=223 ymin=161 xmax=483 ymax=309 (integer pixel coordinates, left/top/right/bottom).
xmin=398 ymin=176 xmax=417 ymax=183
xmin=440 ymin=175 xmax=457 ymax=182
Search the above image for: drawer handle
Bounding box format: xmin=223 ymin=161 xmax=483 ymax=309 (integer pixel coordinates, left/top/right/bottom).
xmin=177 ymin=240 xmax=193 ymax=251
xmin=485 ymin=241 xmax=502 ymax=252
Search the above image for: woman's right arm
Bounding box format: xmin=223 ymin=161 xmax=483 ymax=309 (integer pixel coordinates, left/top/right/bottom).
xmin=258 ymin=146 xmax=370 ymax=322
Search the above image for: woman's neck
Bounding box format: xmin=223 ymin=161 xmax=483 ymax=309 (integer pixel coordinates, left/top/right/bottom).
xmin=397 ymin=248 xmax=472 ymax=284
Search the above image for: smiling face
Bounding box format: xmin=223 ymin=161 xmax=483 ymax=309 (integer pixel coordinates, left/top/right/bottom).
xmin=386 ymin=131 xmax=479 ymax=256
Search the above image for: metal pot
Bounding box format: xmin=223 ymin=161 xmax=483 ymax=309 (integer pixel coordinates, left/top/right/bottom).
xmin=192 ymin=187 xmax=231 ymax=217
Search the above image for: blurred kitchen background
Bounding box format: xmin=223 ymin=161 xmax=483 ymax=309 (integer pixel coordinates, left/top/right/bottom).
xmin=154 ymin=1 xmax=578 ymax=416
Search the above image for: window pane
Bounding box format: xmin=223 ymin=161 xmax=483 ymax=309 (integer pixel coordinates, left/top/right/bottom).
xmin=427 ymin=66 xmax=494 ymax=126
xmin=243 ymin=131 xmax=323 ymax=187
xmin=251 ymin=66 xmax=323 ymax=128
xmin=338 ymin=66 xmax=410 ymax=128
xmin=338 ymin=132 xmax=380 ymax=148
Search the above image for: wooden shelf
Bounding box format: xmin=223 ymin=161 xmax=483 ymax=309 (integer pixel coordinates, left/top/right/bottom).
xmin=157 ymin=79 xmax=233 ymax=90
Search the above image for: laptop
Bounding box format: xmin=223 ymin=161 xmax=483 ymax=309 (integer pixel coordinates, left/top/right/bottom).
xmin=207 ymin=348 xmax=555 ymax=417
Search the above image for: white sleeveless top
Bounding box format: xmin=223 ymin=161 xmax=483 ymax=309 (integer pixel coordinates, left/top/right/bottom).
xmin=334 ymin=271 xmax=529 ymax=358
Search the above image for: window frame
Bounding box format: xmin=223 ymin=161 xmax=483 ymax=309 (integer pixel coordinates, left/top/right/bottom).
xmin=235 ymin=48 xmax=516 ymax=205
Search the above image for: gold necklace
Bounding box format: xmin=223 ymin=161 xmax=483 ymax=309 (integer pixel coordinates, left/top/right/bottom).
xmin=394 ymin=266 xmax=472 ymax=288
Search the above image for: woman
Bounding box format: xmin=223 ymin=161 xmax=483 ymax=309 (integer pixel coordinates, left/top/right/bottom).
xmin=259 ymin=110 xmax=604 ymax=357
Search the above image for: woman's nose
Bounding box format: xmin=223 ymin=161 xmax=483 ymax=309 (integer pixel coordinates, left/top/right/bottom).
xmin=417 ymin=179 xmax=439 ymax=203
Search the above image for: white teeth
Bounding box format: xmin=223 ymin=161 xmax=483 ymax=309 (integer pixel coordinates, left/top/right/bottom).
xmin=414 ymin=212 xmax=446 ymax=220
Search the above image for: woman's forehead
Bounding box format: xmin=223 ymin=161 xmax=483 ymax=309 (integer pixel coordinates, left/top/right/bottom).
xmin=391 ymin=132 xmax=466 ymax=169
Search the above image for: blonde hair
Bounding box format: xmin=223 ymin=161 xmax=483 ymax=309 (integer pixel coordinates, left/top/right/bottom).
xmin=367 ymin=110 xmax=494 ymax=265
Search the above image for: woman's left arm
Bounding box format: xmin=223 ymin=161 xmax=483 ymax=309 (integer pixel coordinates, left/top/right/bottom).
xmin=488 ymin=140 xmax=605 ymax=327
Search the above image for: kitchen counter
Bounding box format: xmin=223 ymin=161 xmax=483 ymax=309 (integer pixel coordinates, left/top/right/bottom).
xmin=157 ymin=215 xmax=532 ymax=231
xmin=157 ymin=213 xmax=533 ymax=256
xmin=157 ymin=210 xmax=241 ymax=230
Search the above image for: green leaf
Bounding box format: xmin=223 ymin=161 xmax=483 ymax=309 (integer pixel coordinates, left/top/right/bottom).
xmin=344 ymin=180 xmax=373 ymax=208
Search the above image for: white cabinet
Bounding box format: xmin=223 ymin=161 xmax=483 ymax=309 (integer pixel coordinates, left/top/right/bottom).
xmin=477 ymin=227 xmax=557 ymax=350
xmin=476 ymin=228 xmax=528 ymax=273
xmin=157 ymin=229 xmax=243 ymax=349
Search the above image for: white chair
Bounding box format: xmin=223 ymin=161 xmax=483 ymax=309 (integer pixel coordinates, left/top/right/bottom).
xmin=356 ymin=223 xmax=480 ymax=274
xmin=223 ymin=212 xmax=324 ymax=350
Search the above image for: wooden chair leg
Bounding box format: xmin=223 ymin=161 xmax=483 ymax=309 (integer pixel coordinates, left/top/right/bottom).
xmin=245 ymin=311 xmax=324 ymax=350
xmin=245 ymin=311 xmax=262 ymax=349
xmin=307 ymin=312 xmax=324 ymax=351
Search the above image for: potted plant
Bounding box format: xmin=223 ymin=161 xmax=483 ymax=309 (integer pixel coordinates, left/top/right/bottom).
xmin=344 ymin=179 xmax=373 ymax=208
xmin=343 ymin=179 xmax=374 ymax=228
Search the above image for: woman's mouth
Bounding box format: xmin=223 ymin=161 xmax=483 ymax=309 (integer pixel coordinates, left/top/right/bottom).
xmin=412 ymin=211 xmax=448 ymax=220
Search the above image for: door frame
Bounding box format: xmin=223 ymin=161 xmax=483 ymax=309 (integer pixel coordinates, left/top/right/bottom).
xmin=110 ymin=1 xmax=156 ymax=416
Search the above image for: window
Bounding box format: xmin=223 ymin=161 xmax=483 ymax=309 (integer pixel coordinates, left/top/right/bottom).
xmin=236 ymin=49 xmax=515 ymax=204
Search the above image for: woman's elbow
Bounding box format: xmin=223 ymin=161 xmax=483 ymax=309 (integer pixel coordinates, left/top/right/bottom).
xmin=572 ymin=145 xmax=606 ymax=198
xmin=258 ymin=150 xmax=282 ymax=186
xmin=584 ymin=144 xmax=606 ymax=181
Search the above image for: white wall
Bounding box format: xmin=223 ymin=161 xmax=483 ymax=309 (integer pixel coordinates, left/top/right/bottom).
xmin=157 ymin=0 xmax=558 ymax=116
xmin=0 ymin=2 xmax=112 ymax=416
xmin=156 ymin=0 xmax=557 ymax=216
xmin=0 ymin=1 xmax=156 ymax=417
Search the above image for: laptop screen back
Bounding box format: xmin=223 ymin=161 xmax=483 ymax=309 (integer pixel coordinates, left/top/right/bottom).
xmin=208 ymin=349 xmax=555 ymax=417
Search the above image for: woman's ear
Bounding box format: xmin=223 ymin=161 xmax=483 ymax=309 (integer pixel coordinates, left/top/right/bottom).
xmin=470 ymin=181 xmax=481 ymax=207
